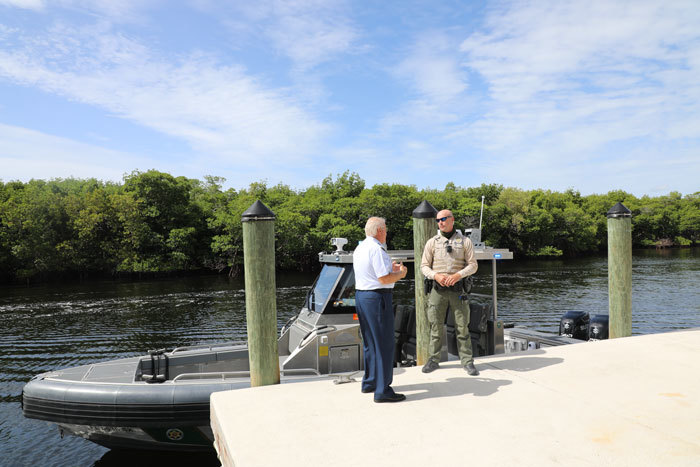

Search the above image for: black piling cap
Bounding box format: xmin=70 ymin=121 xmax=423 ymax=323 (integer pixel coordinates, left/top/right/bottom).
xmin=242 ymin=200 xmax=276 ymax=222
xmin=413 ymin=200 xmax=438 ymax=218
xmin=606 ymin=202 xmax=632 ymax=218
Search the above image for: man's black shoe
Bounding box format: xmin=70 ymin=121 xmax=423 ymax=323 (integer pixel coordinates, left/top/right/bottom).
xmin=422 ymin=360 xmax=439 ymax=373
xmin=465 ymin=361 xmax=479 ymax=376
xmin=361 ymin=387 xmax=375 ymax=393
xmin=374 ymin=393 xmax=406 ymax=403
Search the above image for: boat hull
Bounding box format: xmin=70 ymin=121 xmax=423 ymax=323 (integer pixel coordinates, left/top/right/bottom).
xmin=57 ymin=423 xmax=215 ymax=451
xmin=22 ymin=346 xmax=336 ymax=452
xmin=22 ymin=372 xmax=242 ymax=451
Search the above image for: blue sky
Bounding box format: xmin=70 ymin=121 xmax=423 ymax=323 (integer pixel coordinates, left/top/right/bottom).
xmin=1 ymin=0 xmax=699 ymax=196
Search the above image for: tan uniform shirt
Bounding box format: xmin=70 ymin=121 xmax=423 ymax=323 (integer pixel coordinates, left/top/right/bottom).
xmin=421 ymin=231 xmax=478 ymax=280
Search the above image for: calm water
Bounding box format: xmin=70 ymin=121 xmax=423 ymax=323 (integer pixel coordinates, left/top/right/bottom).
xmin=1 ymin=248 xmax=699 ymax=466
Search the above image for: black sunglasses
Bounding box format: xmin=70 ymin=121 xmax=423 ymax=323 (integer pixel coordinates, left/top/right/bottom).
xmin=436 ymin=216 xmax=452 ymax=222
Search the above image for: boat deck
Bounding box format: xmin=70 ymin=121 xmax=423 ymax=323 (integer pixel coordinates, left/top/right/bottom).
xmin=210 ymin=328 xmax=700 ymax=466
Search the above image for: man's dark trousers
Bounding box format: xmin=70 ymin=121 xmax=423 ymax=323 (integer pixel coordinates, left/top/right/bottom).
xmin=355 ymin=289 xmax=395 ymax=399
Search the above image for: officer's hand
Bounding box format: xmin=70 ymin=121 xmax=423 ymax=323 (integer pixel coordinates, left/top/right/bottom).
xmin=434 ymin=273 xmax=447 ymax=286
xmin=444 ymin=273 xmax=462 ymax=286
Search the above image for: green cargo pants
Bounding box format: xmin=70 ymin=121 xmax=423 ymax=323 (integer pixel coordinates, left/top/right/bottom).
xmin=427 ymin=287 xmax=473 ymax=366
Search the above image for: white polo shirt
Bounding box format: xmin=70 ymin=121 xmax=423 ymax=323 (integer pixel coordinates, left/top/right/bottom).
xmin=353 ymin=237 xmax=394 ymax=290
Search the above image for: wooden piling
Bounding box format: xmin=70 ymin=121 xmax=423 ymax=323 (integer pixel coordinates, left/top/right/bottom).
xmin=242 ymin=200 xmax=280 ymax=386
xmin=607 ymin=202 xmax=632 ymax=338
xmin=412 ymin=200 xmax=438 ymax=365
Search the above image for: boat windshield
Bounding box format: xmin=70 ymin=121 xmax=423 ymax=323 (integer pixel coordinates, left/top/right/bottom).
xmin=309 ymin=265 xmax=344 ymax=313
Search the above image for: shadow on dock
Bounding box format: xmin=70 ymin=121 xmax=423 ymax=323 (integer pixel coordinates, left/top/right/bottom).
xmin=393 ymin=377 xmax=513 ymax=401
xmin=392 ymin=355 xmax=563 ymax=401
xmin=482 ymin=353 xmax=565 ymax=372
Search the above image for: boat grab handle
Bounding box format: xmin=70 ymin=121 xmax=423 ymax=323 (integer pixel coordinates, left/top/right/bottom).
xmin=172 ymin=371 xmax=251 ymax=381
xmin=280 ymin=315 xmax=298 ymax=336
xmin=171 ymin=368 xmax=321 ymax=382
xmin=299 ymin=325 xmax=337 ymax=347
xmin=171 ymin=341 xmax=247 ymax=354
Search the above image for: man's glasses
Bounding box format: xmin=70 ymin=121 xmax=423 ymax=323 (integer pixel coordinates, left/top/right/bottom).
xmin=436 ymin=216 xmax=452 ymax=223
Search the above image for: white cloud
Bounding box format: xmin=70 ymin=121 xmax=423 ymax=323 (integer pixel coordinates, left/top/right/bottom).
xmin=0 ymin=123 xmax=153 ymax=181
xmin=1 ymin=0 xmax=157 ymax=21
xmin=0 ymin=23 xmax=330 ymax=167
xmin=1 ymin=0 xmax=698 ymax=196
xmin=219 ymin=0 xmax=359 ymax=71
xmin=268 ymin=1 xmax=357 ymax=70
xmin=62 ymin=0 xmax=155 ymax=23
xmin=460 ymin=1 xmax=700 ymax=102
xmin=450 ymin=0 xmax=700 ymax=191
xmin=377 ymin=33 xmax=473 ymax=141
xmin=395 ymin=33 xmax=467 ymax=103
xmin=359 ymin=0 xmax=700 ymax=195
xmin=0 ymin=0 xmax=43 ymax=11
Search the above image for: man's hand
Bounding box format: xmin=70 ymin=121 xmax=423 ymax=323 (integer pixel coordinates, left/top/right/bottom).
xmin=435 ymin=272 xmax=461 ymax=287
xmin=395 ymin=262 xmax=408 ymax=278
xmin=444 ymin=272 xmax=462 ymax=286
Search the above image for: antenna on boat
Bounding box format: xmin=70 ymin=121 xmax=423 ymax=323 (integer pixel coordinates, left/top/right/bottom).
xmin=479 ymin=195 xmax=485 ymax=231
xmin=465 ymin=195 xmax=486 ymax=248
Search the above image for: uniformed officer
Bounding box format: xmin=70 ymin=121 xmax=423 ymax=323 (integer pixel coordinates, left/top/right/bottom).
xmin=420 ymin=209 xmax=479 ymax=375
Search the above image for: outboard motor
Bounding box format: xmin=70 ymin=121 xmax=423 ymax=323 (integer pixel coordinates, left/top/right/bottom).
xmin=588 ymin=314 xmax=609 ymax=340
xmin=559 ymin=311 xmax=590 ymax=340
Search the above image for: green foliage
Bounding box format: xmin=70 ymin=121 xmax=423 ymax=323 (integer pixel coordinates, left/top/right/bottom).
xmin=533 ymin=246 xmax=564 ymax=257
xmin=0 ymin=172 xmax=698 ymax=283
xmin=675 ymin=236 xmax=692 ymax=247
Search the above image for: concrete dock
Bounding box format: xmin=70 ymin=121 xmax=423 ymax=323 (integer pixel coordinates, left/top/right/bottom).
xmin=211 ymin=329 xmax=700 ymax=466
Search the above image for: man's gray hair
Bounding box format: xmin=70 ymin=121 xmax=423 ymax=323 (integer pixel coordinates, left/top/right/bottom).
xmin=365 ymin=217 xmax=386 ymax=237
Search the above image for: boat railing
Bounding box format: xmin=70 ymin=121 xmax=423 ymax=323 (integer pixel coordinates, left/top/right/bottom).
xmin=469 ymin=292 xmax=494 ymax=300
xmin=170 ymin=341 xmax=247 ymax=354
xmin=281 ymin=368 xmax=321 ymax=376
xmin=171 ymin=368 xmax=321 ymax=382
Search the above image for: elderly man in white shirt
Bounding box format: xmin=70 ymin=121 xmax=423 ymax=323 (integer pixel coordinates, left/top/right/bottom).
xmin=353 ymin=217 xmax=407 ymax=403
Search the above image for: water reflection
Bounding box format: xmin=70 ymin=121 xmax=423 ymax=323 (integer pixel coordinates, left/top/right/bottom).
xmin=94 ymin=448 xmax=220 ymax=467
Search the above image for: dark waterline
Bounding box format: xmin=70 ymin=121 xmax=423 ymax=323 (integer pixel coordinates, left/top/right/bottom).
xmin=1 ymin=248 xmax=699 ymax=466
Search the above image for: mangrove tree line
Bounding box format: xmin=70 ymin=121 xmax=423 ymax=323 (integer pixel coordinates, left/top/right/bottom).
xmin=1 ymin=170 xmax=698 ymax=282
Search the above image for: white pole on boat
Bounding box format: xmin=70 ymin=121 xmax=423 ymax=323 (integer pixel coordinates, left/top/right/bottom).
xmin=479 ymin=195 xmax=485 ymax=230
xmin=242 ymin=200 xmax=281 ymax=386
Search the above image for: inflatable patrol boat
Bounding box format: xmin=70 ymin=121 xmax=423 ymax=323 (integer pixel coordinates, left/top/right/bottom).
xmin=22 ymin=236 xmax=601 ymax=451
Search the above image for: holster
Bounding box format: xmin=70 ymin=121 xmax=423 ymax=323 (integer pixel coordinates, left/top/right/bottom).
xmin=423 ymin=277 xmax=433 ymax=295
